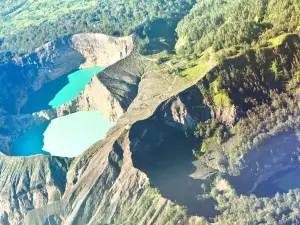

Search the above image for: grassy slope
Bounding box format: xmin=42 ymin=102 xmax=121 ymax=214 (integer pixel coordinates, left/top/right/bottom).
xmin=0 ymin=0 xmax=97 ymax=36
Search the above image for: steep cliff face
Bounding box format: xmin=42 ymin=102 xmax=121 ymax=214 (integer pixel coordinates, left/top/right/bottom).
xmin=159 ymin=84 xmax=211 ymax=133
xmin=0 ymin=33 xmax=133 ymax=115
xmin=46 ymin=51 xmax=145 ymax=122
xmin=211 ymin=105 xmax=238 ymax=126
xmin=70 ymin=34 xmax=133 ymax=69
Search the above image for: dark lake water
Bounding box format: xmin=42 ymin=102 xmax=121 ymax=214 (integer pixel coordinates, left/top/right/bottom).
xmin=253 ymin=168 xmax=300 ymax=197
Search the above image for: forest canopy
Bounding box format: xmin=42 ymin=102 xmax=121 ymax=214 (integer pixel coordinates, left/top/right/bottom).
xmin=0 ymin=0 xmax=195 ymax=56
xmin=176 ymin=0 xmax=300 ymax=55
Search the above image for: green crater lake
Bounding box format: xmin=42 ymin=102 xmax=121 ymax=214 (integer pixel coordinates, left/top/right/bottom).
xmin=12 ymin=111 xmax=115 ymax=157
xmin=21 ymin=66 xmax=104 ymax=113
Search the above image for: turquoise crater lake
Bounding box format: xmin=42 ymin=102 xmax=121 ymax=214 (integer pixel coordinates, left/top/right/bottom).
xmin=21 ymin=66 xmax=104 ymax=113
xmin=49 ymin=66 xmax=105 ymax=108
xmin=12 ymin=111 xmax=115 ymax=157
xmin=14 ymin=66 xmax=114 ymax=157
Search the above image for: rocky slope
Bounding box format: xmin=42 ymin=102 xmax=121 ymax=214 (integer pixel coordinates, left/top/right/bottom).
xmin=23 ymin=55 xmax=209 ymax=225
xmin=1 ymin=32 xmax=300 ymax=225
xmin=0 ymin=154 xmax=71 ymax=225
xmin=41 ymin=50 xmax=146 ymax=122
xmin=0 ymin=32 xmax=218 ymax=224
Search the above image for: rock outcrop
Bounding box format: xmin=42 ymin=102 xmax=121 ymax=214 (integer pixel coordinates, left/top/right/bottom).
xmin=211 ymin=105 xmax=238 ymax=127
xmin=70 ymin=34 xmax=133 ymax=69
xmin=160 ymin=84 xmax=211 ymax=133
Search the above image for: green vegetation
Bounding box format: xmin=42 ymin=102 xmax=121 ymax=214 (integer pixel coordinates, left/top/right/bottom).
xmin=194 ymin=119 xmax=228 ymax=143
xmin=215 ymin=190 xmax=300 ymax=224
xmin=176 ymin=0 xmax=300 ymax=55
xmin=204 ymin=35 xmax=299 ymax=112
xmin=213 ymin=93 xmax=232 ymax=108
xmin=171 ymin=2 xmax=300 ymax=223
xmin=190 ymin=35 xmax=300 ymax=173
xmin=225 ymin=86 xmax=300 ymax=172
xmin=156 ymin=51 xmax=171 ymax=65
xmin=176 ymin=0 xmax=267 ymax=54
xmin=267 ymin=33 xmax=294 ymax=48
xmin=0 ymin=0 xmax=97 ymax=32
xmin=0 ymin=0 xmax=196 ymax=55
xmin=193 ymin=119 xmax=229 ymax=159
